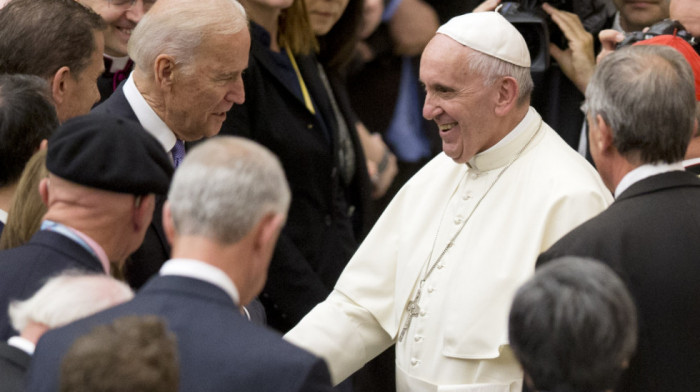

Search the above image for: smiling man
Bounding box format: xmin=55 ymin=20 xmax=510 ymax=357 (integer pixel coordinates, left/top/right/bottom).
xmin=93 ymin=0 xmax=250 ymax=288
xmin=77 ymin=0 xmax=157 ymax=104
xmin=286 ymin=11 xmax=612 ymax=391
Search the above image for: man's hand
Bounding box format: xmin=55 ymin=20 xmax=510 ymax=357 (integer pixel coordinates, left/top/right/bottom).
xmin=597 ymin=29 xmax=625 ymax=63
xmin=473 ymin=0 xmax=501 ymax=13
xmin=542 ymin=2 xmax=596 ymax=93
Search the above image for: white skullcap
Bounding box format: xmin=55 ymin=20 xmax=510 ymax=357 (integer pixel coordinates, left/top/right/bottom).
xmin=436 ymin=11 xmax=531 ymax=67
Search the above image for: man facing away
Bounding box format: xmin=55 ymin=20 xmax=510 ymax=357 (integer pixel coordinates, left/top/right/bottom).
xmin=0 ymin=0 xmax=106 ymax=123
xmin=285 ymin=11 xmax=612 ymax=392
xmin=537 ymin=44 xmax=700 ymax=392
xmin=0 ymin=272 xmax=134 ymax=392
xmin=0 ymin=75 xmax=58 ymax=234
xmin=28 ymin=137 xmax=333 ymax=392
xmin=0 ymin=113 xmax=172 ymax=340
xmin=92 ymin=0 xmax=250 ymax=288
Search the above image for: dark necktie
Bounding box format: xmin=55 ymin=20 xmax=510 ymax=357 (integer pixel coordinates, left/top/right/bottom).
xmin=171 ymin=140 xmax=185 ymax=168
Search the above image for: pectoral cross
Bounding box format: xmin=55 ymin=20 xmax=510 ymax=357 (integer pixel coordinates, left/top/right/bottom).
xmin=398 ymin=283 xmax=423 ymax=342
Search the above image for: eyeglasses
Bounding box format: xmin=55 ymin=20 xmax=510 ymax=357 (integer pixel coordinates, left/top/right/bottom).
xmin=108 ymin=0 xmax=157 ymax=11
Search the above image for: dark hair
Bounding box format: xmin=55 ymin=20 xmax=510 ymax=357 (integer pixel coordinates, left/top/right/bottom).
xmin=508 ymin=257 xmax=638 ymax=392
xmin=0 ymin=74 xmax=58 ymax=187
xmin=317 ymin=0 xmax=364 ymax=72
xmin=60 ymin=315 xmax=179 ymax=392
xmin=0 ymin=0 xmax=105 ymax=79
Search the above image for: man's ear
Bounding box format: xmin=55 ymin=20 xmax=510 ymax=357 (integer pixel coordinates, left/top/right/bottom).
xmin=132 ymin=194 xmax=155 ymax=233
xmin=253 ymin=213 xmax=285 ymax=251
xmin=493 ymin=76 xmax=519 ymax=116
xmin=50 ymin=66 xmax=71 ymax=107
xmin=592 ymin=114 xmax=614 ymax=154
xmin=162 ymin=200 xmax=176 ymax=246
xmin=153 ymin=54 xmax=177 ymax=89
xmin=39 ymin=178 xmax=50 ymax=207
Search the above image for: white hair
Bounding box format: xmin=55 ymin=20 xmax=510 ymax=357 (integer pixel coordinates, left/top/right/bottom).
xmin=8 ymin=271 xmax=134 ymax=332
xmin=128 ymin=0 xmax=247 ymax=75
xmin=465 ymin=49 xmax=533 ymax=106
xmin=168 ymin=136 xmax=291 ymax=244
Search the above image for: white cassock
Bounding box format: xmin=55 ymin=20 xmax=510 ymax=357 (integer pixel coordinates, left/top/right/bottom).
xmin=285 ymin=108 xmax=612 ymax=392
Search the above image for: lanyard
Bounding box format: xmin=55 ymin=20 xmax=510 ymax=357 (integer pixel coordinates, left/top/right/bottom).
xmin=285 ymin=47 xmax=315 ymax=115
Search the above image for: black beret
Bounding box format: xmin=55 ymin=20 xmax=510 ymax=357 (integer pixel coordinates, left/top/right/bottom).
xmin=47 ymin=113 xmax=173 ymax=195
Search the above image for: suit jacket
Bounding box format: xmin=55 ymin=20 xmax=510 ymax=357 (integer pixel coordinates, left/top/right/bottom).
xmin=0 ymin=230 xmax=103 ymax=341
xmin=92 ymin=87 xmax=171 ymax=289
xmin=27 ymin=275 xmax=333 ymax=392
xmin=537 ymin=170 xmax=700 ymax=392
xmin=0 ymin=341 xmax=31 ymax=392
xmin=220 ymin=26 xmax=371 ymax=332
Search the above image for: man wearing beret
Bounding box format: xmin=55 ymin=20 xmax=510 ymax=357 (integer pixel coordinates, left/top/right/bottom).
xmin=286 ymin=12 xmax=611 ymax=391
xmin=92 ymin=0 xmax=250 ymax=289
xmin=0 ymin=113 xmax=173 ymax=341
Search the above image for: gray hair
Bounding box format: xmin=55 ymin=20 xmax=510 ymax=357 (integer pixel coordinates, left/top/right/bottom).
xmin=509 ymin=257 xmax=638 ymax=392
xmin=584 ymin=45 xmax=696 ymax=163
xmin=465 ymin=49 xmax=534 ymax=106
xmin=8 ymin=272 xmax=134 ymax=332
xmin=128 ymin=0 xmax=247 ymax=75
xmin=168 ymin=136 xmax=291 ymax=245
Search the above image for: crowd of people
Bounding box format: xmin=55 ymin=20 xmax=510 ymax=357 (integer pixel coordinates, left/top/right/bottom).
xmin=0 ymin=0 xmax=699 ymax=391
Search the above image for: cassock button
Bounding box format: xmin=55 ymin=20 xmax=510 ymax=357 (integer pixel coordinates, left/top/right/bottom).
xmin=462 ymin=192 xmax=472 ymax=200
xmin=470 ymin=172 xmax=479 ymax=179
xmin=427 ymin=287 xmax=434 ymax=293
xmin=414 ymin=335 xmax=423 ymax=342
xmin=307 ymin=123 xmax=313 ymax=129
xmin=419 ymin=310 xmax=426 ymax=317
xmin=411 ymin=358 xmax=419 ymax=366
xmin=437 ymin=264 xmax=444 ymax=270
xmin=454 ymin=216 xmax=463 ymax=225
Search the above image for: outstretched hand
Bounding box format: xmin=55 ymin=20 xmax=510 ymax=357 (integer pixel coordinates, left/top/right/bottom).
xmin=542 ymin=2 xmax=596 ymax=93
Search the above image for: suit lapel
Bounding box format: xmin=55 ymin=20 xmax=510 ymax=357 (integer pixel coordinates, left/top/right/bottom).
xmin=616 ymin=171 xmax=700 ymax=202
xmin=0 ymin=342 xmax=31 ymax=371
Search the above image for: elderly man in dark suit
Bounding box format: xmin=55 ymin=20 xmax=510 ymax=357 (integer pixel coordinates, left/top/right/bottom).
xmin=92 ymin=0 xmax=250 ymax=289
xmin=1 ymin=273 xmax=133 ymax=392
xmin=28 ymin=137 xmax=333 ymax=392
xmin=0 ymin=113 xmax=172 ymax=341
xmin=537 ymin=44 xmax=700 ymax=391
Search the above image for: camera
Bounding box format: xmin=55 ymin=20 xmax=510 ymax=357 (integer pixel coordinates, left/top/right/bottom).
xmin=499 ymin=0 xmax=614 ymax=73
xmin=617 ymin=19 xmax=696 ymax=48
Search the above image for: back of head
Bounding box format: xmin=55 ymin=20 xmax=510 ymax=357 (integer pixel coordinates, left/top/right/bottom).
xmin=60 ymin=315 xmax=179 ymax=392
xmin=585 ymin=44 xmax=696 ymax=163
xmin=508 ymin=257 xmax=638 ymax=392
xmin=168 ymin=136 xmax=290 ymax=244
xmin=128 ymin=0 xmax=247 ymax=75
xmin=0 ymin=149 xmax=49 ymax=251
xmin=0 ymin=74 xmax=57 ymax=187
xmin=0 ymin=0 xmax=105 ymax=79
xmin=8 ymin=272 xmax=134 ymax=332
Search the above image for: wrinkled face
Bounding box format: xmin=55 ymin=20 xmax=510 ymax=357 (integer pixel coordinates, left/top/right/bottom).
xmin=79 ymin=0 xmax=155 ymax=57
xmin=60 ymin=31 xmax=106 ymax=122
xmin=163 ymin=29 xmax=251 ymax=141
xmin=420 ymin=35 xmax=501 ymax=164
xmin=613 ymin=0 xmax=669 ymax=32
xmin=670 ymin=0 xmax=700 ymax=36
xmin=305 ymin=0 xmax=350 ymax=35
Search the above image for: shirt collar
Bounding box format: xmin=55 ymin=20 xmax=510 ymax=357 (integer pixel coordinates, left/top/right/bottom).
xmin=104 ymin=54 xmax=131 ymax=73
xmin=7 ymin=336 xmax=35 ymax=355
xmin=0 ymin=208 xmax=7 ymax=224
xmin=468 ymin=107 xmax=542 ymax=172
xmin=159 ymin=258 xmax=240 ymax=305
xmin=683 ymin=157 xmax=700 ymax=168
xmin=612 ymin=12 xmax=627 ymax=33
xmin=615 ymin=161 xmax=685 ymax=198
xmin=123 ymin=73 xmax=177 ymax=155
xmin=40 ymin=220 xmax=110 ymax=274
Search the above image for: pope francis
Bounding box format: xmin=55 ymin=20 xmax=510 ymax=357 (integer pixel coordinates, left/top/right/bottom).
xmin=285 ymin=11 xmax=612 ymax=392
